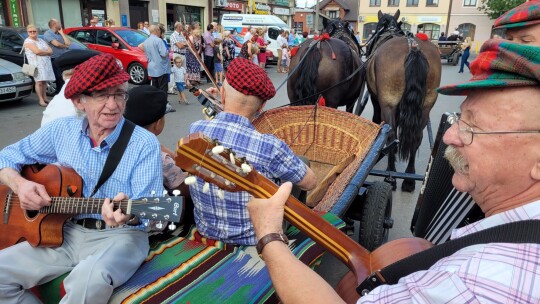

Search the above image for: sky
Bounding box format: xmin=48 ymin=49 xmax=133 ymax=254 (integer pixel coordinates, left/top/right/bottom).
xmin=296 ymin=0 xmax=316 ymax=8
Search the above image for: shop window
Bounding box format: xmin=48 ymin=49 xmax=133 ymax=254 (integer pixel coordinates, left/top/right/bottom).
xmin=419 ymin=23 xmax=440 ymax=40
xmin=426 ymin=0 xmax=438 ymax=6
xmin=327 ymin=11 xmax=338 ymax=19
xmin=463 ymin=0 xmax=477 ymax=6
xmin=388 ymin=0 xmax=400 ymax=6
xmin=370 ymin=0 xmax=381 ymax=6
xmin=363 ymin=22 xmax=377 ymax=42
xmin=407 ymin=0 xmax=419 ymax=6
xmin=457 ymin=23 xmax=476 ymax=40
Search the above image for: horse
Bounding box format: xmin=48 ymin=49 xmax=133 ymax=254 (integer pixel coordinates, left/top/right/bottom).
xmin=286 ymin=19 xmax=364 ymax=112
xmin=367 ymin=10 xmax=441 ymax=192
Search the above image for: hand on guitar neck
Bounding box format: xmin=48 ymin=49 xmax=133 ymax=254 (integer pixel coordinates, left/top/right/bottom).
xmin=102 ymin=192 xmax=133 ymax=227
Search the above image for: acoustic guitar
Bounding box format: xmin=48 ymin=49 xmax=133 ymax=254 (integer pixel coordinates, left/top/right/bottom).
xmin=176 ymin=133 xmax=433 ymax=303
xmin=0 ymin=164 xmax=184 ymax=251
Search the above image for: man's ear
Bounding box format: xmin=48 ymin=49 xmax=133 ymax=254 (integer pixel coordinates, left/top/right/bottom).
xmin=532 ymin=159 xmax=540 ymax=181
xmin=72 ymin=96 xmax=85 ymax=111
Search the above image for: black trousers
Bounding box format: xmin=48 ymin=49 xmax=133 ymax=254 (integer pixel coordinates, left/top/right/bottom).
xmin=51 ymin=57 xmax=64 ymax=96
xmin=151 ymin=74 xmax=169 ymax=93
xmin=203 ymin=55 xmax=214 ymax=83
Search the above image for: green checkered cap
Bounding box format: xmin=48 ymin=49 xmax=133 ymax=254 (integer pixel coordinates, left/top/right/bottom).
xmin=438 ymin=39 xmax=540 ymax=95
xmin=494 ymin=0 xmax=540 ymax=29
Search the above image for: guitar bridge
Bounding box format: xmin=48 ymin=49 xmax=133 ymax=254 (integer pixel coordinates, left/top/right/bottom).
xmin=3 ymin=190 xmax=12 ymax=224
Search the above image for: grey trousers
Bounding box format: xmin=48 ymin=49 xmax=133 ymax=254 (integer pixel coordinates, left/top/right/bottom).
xmin=0 ymin=221 xmax=149 ymax=304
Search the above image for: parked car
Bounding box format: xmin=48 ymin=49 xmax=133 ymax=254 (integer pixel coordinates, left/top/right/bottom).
xmin=0 ymin=26 xmax=89 ymax=95
xmin=64 ymin=26 xmax=149 ymax=85
xmin=0 ymin=58 xmax=33 ymax=103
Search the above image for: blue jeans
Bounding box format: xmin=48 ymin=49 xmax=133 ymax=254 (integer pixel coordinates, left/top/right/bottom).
xmin=459 ymin=48 xmax=470 ymax=72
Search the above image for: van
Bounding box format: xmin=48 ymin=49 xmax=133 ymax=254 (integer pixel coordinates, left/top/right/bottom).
xmin=221 ymin=14 xmax=290 ymax=63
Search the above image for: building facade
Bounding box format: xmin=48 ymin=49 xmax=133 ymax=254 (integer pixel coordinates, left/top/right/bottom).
xmin=448 ymin=0 xmax=495 ymax=48
xmin=1 ymin=0 xmax=293 ymax=31
xmin=357 ymin=0 xmax=451 ymax=42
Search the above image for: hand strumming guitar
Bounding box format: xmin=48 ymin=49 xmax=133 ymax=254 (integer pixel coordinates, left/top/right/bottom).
xmin=0 ymin=167 xmax=51 ymax=210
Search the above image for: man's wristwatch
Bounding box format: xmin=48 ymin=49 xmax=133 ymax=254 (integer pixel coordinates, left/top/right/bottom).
xmin=256 ymin=233 xmax=289 ymax=258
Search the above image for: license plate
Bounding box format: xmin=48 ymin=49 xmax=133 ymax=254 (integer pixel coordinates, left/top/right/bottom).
xmin=0 ymin=86 xmax=16 ymax=94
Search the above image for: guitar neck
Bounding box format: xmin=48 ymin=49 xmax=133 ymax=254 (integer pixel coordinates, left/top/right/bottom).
xmin=39 ymin=197 xmax=132 ymax=215
xmin=252 ymin=175 xmax=370 ymax=285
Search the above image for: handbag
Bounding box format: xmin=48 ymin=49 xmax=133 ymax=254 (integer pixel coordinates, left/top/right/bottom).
xmin=20 ymin=49 xmax=37 ymax=77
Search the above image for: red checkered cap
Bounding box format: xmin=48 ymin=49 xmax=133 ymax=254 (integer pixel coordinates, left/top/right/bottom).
xmin=64 ymin=53 xmax=130 ymax=99
xmin=225 ymin=58 xmax=276 ymax=101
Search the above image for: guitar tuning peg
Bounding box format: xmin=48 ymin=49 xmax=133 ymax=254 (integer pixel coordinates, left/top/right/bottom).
xmin=155 ymin=220 xmax=164 ymax=230
xmin=185 ymin=176 xmax=197 ymax=185
xmin=162 ymin=190 xmax=169 ymax=196
xmin=212 ymin=145 xmax=225 ymax=155
xmin=241 ymin=163 xmax=252 ymax=174
xmin=216 ymin=188 xmax=225 ymax=200
xmin=172 ymin=190 xmax=181 ymax=197
xmin=230 ymin=152 xmax=235 ymax=164
xmin=203 ymin=182 xmax=210 ymax=194
xmin=168 ymin=222 xmax=177 ymax=230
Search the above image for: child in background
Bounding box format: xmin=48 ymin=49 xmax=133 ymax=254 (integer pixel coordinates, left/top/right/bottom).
xmin=171 ymin=56 xmax=189 ymax=104
xmin=213 ymin=38 xmax=224 ymax=86
xmin=281 ymin=44 xmax=290 ymax=73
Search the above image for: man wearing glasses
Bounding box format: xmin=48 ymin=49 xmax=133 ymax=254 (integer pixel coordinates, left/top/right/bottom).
xmin=0 ymin=53 xmax=162 ymax=303
xmin=247 ymin=40 xmax=540 ymax=302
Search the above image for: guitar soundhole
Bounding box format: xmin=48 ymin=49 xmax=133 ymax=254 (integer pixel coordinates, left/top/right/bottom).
xmin=25 ymin=210 xmax=38 ymax=219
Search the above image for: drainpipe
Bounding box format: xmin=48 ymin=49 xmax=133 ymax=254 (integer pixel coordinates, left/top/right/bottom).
xmin=446 ymin=0 xmax=453 ymax=36
xmin=209 ymin=0 xmax=213 ymax=24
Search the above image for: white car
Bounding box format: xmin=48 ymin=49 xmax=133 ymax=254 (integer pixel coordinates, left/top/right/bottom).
xmin=0 ymin=58 xmax=33 ymax=103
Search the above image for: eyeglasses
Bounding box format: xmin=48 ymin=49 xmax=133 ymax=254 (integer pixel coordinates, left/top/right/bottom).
xmin=448 ymin=113 xmax=540 ymax=145
xmin=85 ymin=92 xmax=129 ymax=104
xmin=28 ymin=31 xmax=37 ymax=33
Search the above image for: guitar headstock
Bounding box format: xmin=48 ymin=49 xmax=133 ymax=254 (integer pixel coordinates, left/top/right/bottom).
xmin=175 ymin=132 xmax=258 ymax=194
xmin=130 ymin=195 xmax=184 ymax=223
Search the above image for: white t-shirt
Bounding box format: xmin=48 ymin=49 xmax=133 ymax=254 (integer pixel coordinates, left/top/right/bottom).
xmin=171 ymin=66 xmax=186 ymax=83
xmin=41 ymin=79 xmax=82 ymax=127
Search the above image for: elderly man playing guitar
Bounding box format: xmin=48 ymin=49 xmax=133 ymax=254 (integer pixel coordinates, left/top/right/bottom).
xmin=0 ymin=53 xmax=163 ymax=303
xmin=248 ymin=39 xmax=540 ymax=303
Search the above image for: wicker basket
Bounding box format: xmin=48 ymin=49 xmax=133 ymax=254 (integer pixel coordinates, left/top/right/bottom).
xmin=253 ymin=106 xmax=381 ymax=213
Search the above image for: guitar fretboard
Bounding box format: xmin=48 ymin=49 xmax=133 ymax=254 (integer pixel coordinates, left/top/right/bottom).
xmin=39 ymin=197 xmax=132 ymax=214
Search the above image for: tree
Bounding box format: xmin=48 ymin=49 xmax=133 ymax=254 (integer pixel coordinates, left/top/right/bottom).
xmin=478 ymin=0 xmax=526 ymax=19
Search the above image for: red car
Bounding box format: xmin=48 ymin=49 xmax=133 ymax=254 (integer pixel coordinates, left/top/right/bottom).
xmin=64 ymin=26 xmax=149 ymax=85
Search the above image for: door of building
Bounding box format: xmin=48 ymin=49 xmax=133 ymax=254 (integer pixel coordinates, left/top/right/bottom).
xmin=129 ymin=0 xmax=149 ymax=29
xmin=80 ymin=0 xmax=106 ymax=27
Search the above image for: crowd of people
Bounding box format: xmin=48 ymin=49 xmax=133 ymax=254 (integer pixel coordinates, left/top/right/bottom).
xmin=8 ymin=1 xmax=540 ymax=302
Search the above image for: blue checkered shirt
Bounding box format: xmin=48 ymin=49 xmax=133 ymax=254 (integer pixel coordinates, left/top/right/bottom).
xmin=0 ymin=117 xmax=163 ymax=229
xmin=189 ymin=112 xmax=308 ymax=245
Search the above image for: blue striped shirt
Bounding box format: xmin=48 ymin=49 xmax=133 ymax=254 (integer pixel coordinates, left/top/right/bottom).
xmin=143 ymin=34 xmax=170 ymax=77
xmin=189 ymin=112 xmax=307 ymax=245
xmin=0 ymin=117 xmax=163 ymax=229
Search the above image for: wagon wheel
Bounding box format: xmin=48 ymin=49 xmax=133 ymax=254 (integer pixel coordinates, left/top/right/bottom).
xmin=358 ymin=181 xmax=393 ymax=251
xmin=451 ymin=52 xmax=460 ymax=66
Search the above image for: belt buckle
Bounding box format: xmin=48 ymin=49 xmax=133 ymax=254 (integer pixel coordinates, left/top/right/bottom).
xmin=95 ymin=219 xmax=103 ymax=230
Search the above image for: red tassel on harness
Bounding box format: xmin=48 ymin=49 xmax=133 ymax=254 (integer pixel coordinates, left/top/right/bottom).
xmin=291 ymin=46 xmax=299 ymax=57
xmin=317 ymin=96 xmax=326 ymax=106
xmin=315 ymin=33 xmax=331 ymax=41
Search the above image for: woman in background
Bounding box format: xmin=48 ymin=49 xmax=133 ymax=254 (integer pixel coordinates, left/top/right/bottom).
xmin=222 ymin=31 xmax=235 ymax=72
xmin=186 ymin=29 xmax=203 ymax=85
xmin=24 ymin=24 xmax=54 ymax=107
xmin=458 ymin=36 xmax=471 ymax=73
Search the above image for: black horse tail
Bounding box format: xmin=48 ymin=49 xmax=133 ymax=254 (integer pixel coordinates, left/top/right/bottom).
xmin=397 ymin=46 xmax=428 ymax=161
xmin=293 ymin=44 xmax=321 ymax=106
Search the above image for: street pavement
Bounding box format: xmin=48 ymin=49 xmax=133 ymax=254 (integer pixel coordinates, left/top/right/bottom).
xmin=0 ymin=60 xmax=470 ymax=287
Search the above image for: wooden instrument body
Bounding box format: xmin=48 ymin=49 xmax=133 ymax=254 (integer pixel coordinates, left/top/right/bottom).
xmin=175 ymin=133 xmax=435 ymax=302
xmin=0 ymin=165 xmax=82 ymax=249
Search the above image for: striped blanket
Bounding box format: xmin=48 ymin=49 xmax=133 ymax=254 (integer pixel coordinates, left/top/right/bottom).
xmin=32 ymin=213 xmax=344 ymax=303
